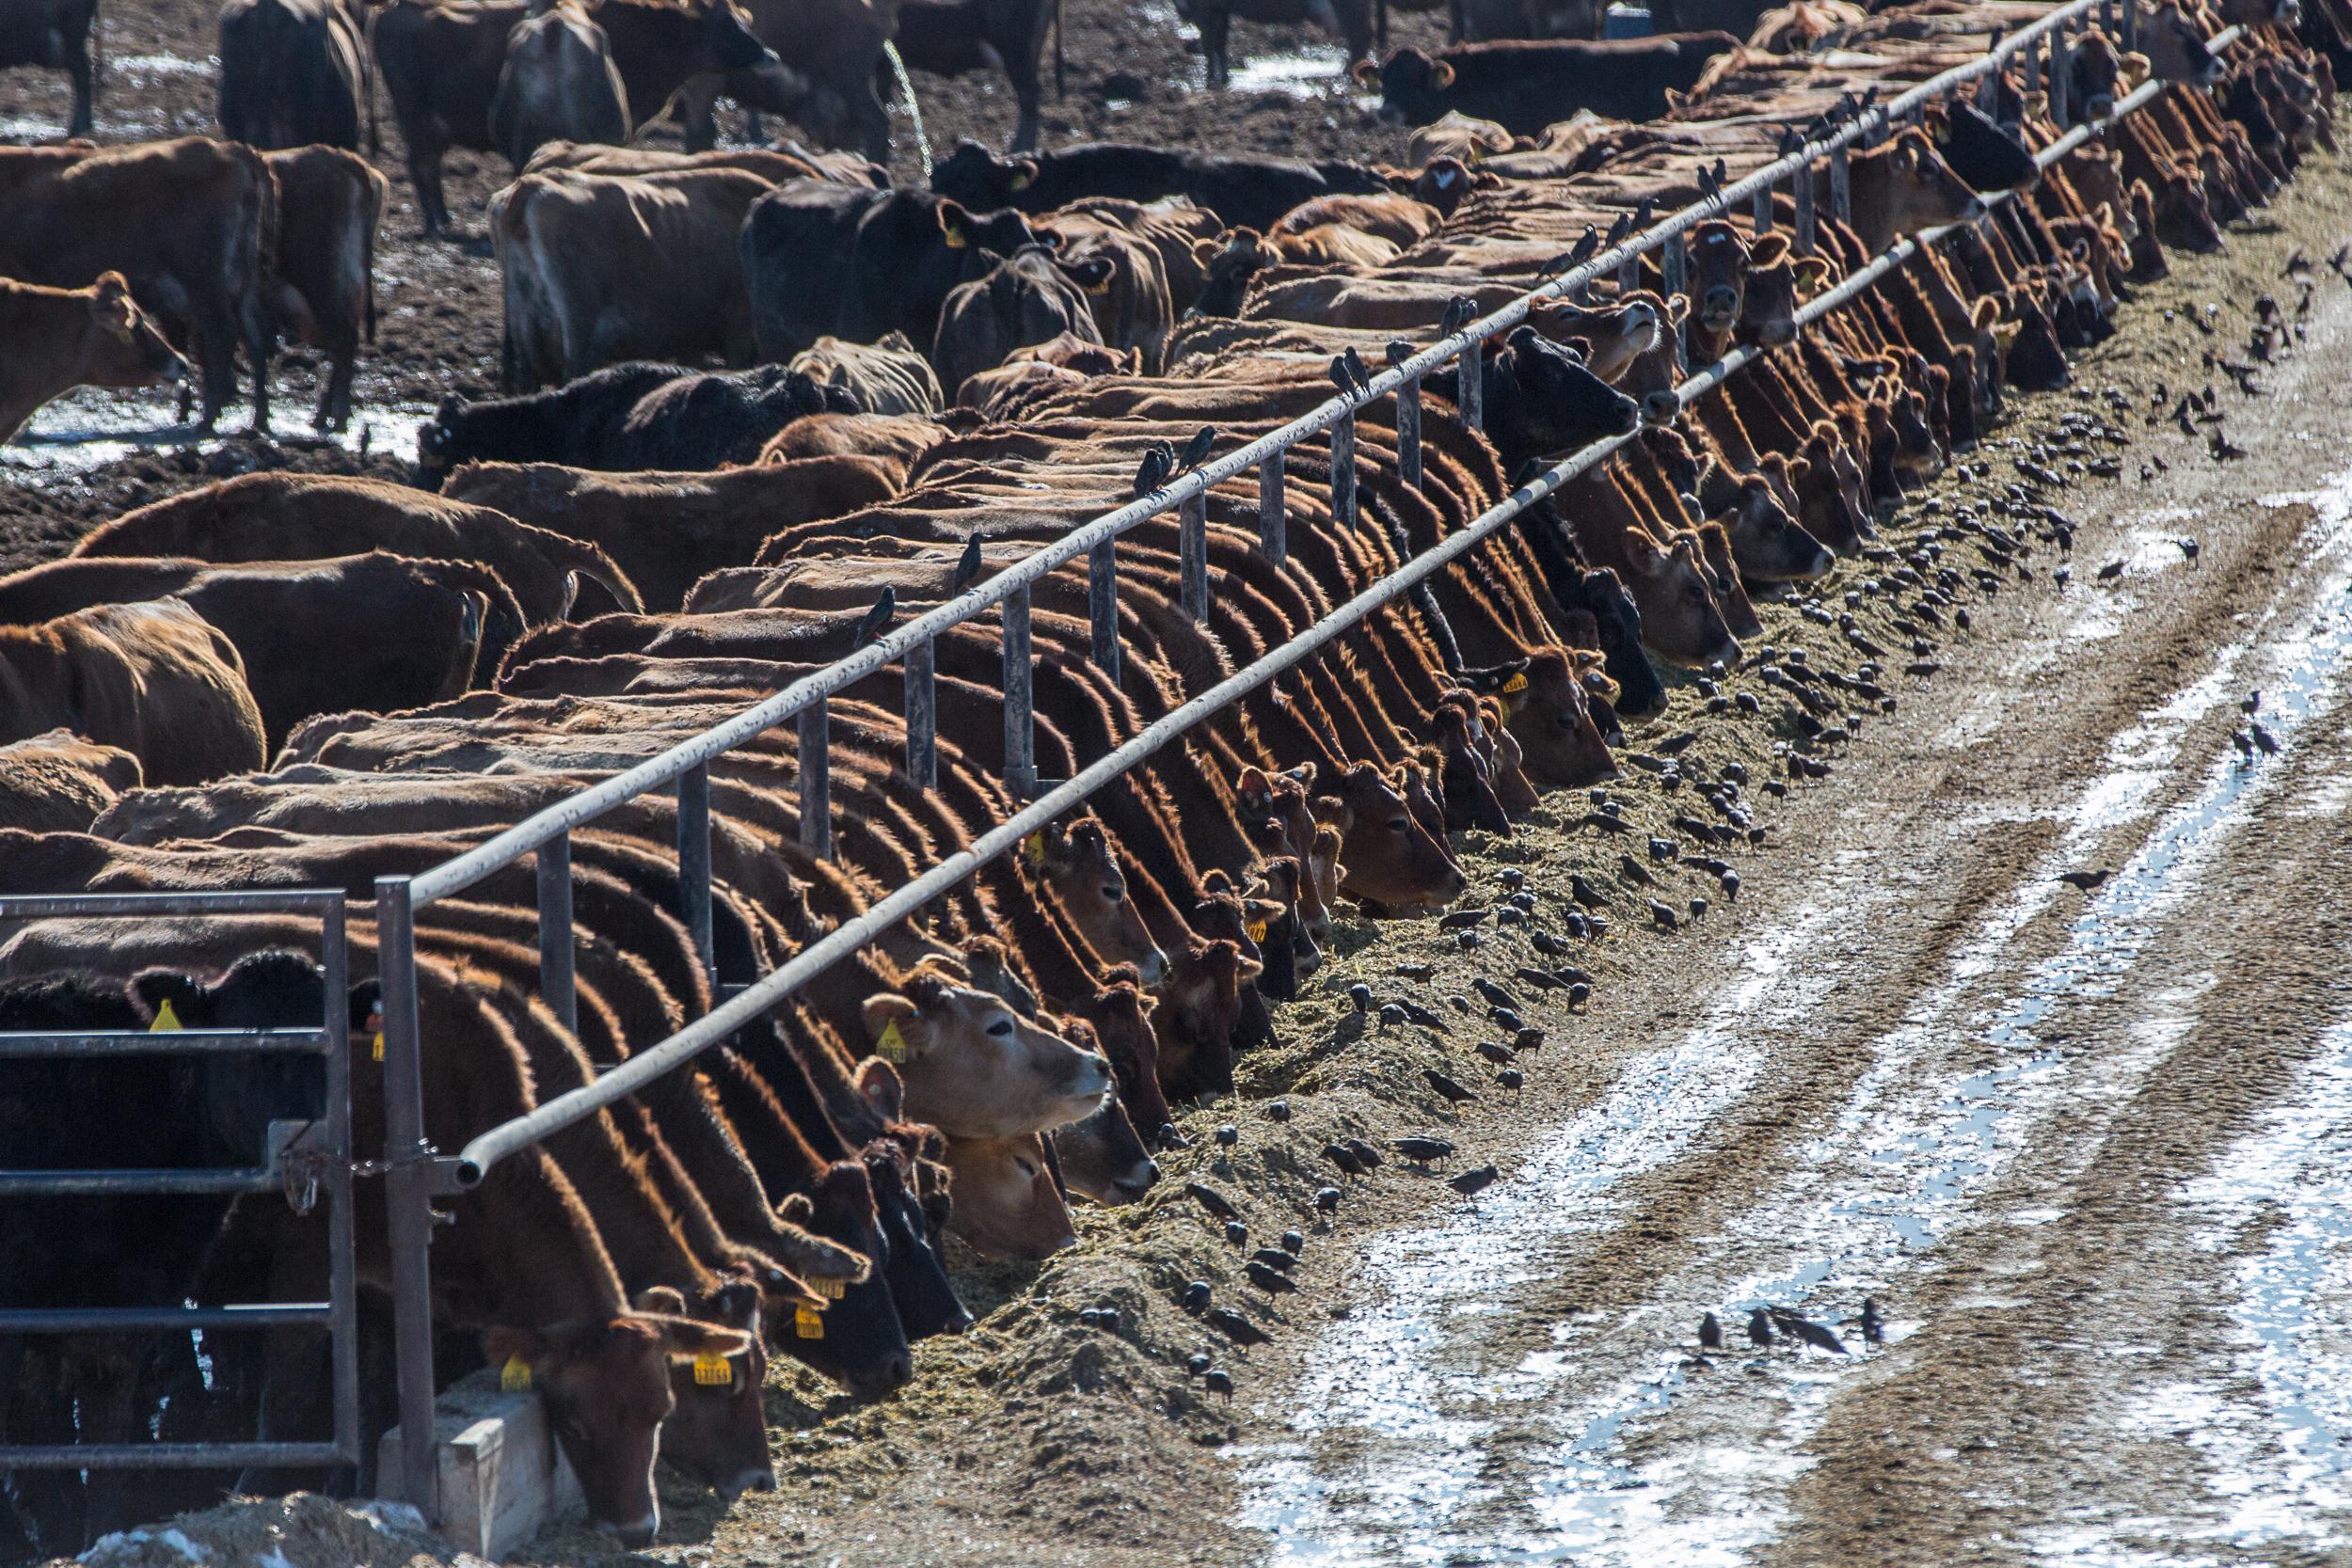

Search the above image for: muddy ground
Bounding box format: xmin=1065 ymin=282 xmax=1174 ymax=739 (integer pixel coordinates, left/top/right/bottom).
xmin=0 ymin=0 xmax=1443 ymax=567
xmin=11 ymin=7 xmax=2352 ymax=1568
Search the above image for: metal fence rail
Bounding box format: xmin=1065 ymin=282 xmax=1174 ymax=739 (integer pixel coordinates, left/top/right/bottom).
xmin=337 ymin=0 xmax=2245 ymax=1513
xmin=0 ymin=889 xmax=360 ymax=1474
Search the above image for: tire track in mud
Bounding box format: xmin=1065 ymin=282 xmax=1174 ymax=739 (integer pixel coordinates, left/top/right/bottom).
xmin=1236 ymin=169 xmax=2352 ymax=1568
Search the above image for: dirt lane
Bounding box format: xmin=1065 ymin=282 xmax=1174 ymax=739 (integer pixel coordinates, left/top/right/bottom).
xmin=1232 ymin=159 xmax=2352 ymax=1568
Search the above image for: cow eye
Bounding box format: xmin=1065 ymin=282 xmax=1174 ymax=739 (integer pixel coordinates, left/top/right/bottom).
xmin=1014 ymin=1157 xmax=1039 ymax=1178
xmin=1102 ymin=884 xmax=1125 ymax=903
xmin=1386 ymin=816 xmax=1409 ymax=833
xmin=985 ymin=1017 xmax=1015 ymax=1037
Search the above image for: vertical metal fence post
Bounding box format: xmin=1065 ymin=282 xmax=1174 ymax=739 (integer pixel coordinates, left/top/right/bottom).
xmin=1978 ymin=54 xmax=1998 ymax=112
xmin=1830 ymin=144 xmax=1851 ymax=226
xmin=1258 ymin=452 xmax=1286 ymax=565
xmin=1460 ymin=337 xmax=1484 ymax=432
xmin=1398 ymin=377 xmax=1422 ymax=488
xmin=1794 ymin=154 xmax=1817 ymax=257
xmin=1329 ymin=410 xmax=1357 ymax=531
xmin=797 ymin=700 xmax=831 ymax=859
xmin=1089 ymin=535 xmax=1120 ymax=682
xmin=1753 ymin=174 xmax=1773 ymax=236
xmin=2051 ymin=22 xmax=2071 ymax=127
xmin=1180 ymin=488 xmax=1211 ymax=623
xmin=2122 ymin=0 xmax=2137 ymax=50
xmin=319 ymin=898 xmax=359 ymax=1468
xmin=1616 ymin=254 xmax=1637 ymax=296
xmin=373 ymin=876 xmax=438 ymax=1519
xmin=1663 ymin=231 xmax=1690 ymax=370
xmin=676 ymin=763 xmax=714 ymax=978
xmin=2100 ymin=0 xmax=2115 ymax=39
xmin=1003 ymin=583 xmax=1035 ymax=795
xmin=904 ymin=638 xmax=936 ymax=789
xmin=533 ymin=832 xmax=574 ymax=1035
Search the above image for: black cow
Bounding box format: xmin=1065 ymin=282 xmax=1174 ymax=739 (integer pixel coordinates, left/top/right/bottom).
xmin=0 ymin=0 xmax=98 ymax=136
xmin=892 ymin=0 xmax=1059 ymax=152
xmin=930 ymin=137 xmax=1389 ymax=231
xmin=218 ymin=0 xmax=367 ymax=150
xmin=419 ymin=359 xmax=855 ymax=479
xmin=1357 ymin=35 xmax=1740 ymax=135
xmin=1426 ymin=325 xmax=1640 ymax=469
xmin=741 ymin=180 xmax=1041 ymax=358
xmin=1929 ymin=100 xmax=2039 ymax=193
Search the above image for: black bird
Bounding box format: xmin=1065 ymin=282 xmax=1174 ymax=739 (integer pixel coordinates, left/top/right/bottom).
xmin=1186 ymin=1181 xmax=1241 ymax=1221
xmin=1206 ymin=1307 xmax=1272 ymax=1348
xmin=949 ymin=534 xmax=985 ymax=595
xmin=1133 ymin=441 xmax=1173 ymax=499
xmin=1441 ymin=295 xmax=1478 ymax=336
xmin=1649 ymin=899 xmax=1681 ymax=931
xmin=850 ymin=587 xmax=895 ymax=651
xmin=1204 ymin=1368 xmax=1234 ymax=1402
xmin=1181 ymin=1280 xmax=1212 ymax=1314
xmin=1537 ymin=227 xmax=1602 ymax=283
xmin=1487 ymin=1006 xmax=1524 ymax=1034
xmin=1619 ymin=853 xmax=1655 ymax=888
xmin=1342 ymin=1138 xmax=1386 ymax=1170
xmin=1314 ymin=1185 xmax=1343 ymax=1213
xmin=1604 ymin=211 xmax=1633 ymax=248
xmin=1475 ymin=1040 xmax=1516 ymax=1066
xmin=2232 ymin=727 xmax=2256 ymax=761
xmin=1399 ymin=999 xmax=1448 ymax=1030
xmin=1280 ymin=1228 xmax=1305 ymax=1255
xmin=1696 ymin=161 xmax=1722 ymax=204
xmin=1225 ymin=1220 xmax=1249 ymax=1247
xmin=2242 ymin=689 xmax=2262 ymax=716
xmin=1322 ymin=1144 xmax=1367 ymax=1179
xmin=1215 ymin=1123 xmax=1239 ymax=1148
xmin=1252 ymin=1247 xmax=1297 ymax=1275
xmin=1472 ymin=977 xmax=1519 ymax=1011
xmin=1179 ymin=424 xmax=1216 ymax=471
xmin=1348 ymin=982 xmax=1374 ymax=1013
xmin=1496 ymin=1068 xmax=1525 ymax=1093
xmin=2176 ymin=537 xmax=2201 ymax=566
xmin=1386 ymin=339 xmax=1415 ymax=370
xmin=1630 ymin=195 xmax=1654 ymax=231
xmin=1570 ymin=874 xmax=1611 ymax=911
xmin=1186 ymin=1352 xmax=1212 ymax=1377
xmin=1747 ymin=1307 xmax=1774 ymax=1346
xmin=1267 ymin=1099 xmax=1293 ymax=1123
xmin=1448 ymin=1164 xmax=1499 ymax=1198
xmin=1328 ymin=355 xmax=1357 ymax=399
xmin=1424 ymin=1069 xmax=1474 ymax=1103
xmin=1393 ymin=1136 xmax=1455 ymax=1164
xmin=1699 ymin=1311 xmax=1724 ymax=1349
xmin=2251 ymin=720 xmax=2280 ymax=754
xmin=1515 ymin=1026 xmax=1548 ymax=1052
xmin=2211 ymin=426 xmax=2249 ymax=461
xmin=1247 ymin=1260 xmax=1299 ymax=1297
xmin=1343 ymin=346 xmax=1375 ymax=398
xmin=2055 ymin=869 xmax=2112 ymax=893
xmin=1860 ymin=1297 xmax=1885 ymax=1344
xmin=1379 ymin=1003 xmax=1407 ymax=1028
xmin=2096 ymin=559 xmax=2125 ymax=582
xmin=1772 ymin=1309 xmax=1849 ymax=1355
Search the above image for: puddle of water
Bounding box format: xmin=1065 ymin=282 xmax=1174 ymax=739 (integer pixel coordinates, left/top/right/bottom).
xmin=6 ymin=388 xmax=433 ymax=478
xmin=1227 ymin=47 xmax=1353 ymax=97
xmin=1240 ymin=470 xmax=2352 ymax=1565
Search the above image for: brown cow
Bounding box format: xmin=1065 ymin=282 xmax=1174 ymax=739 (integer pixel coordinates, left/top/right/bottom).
xmin=489 ymin=1 xmax=630 ymax=169
xmin=930 ymin=246 xmax=1114 ymax=395
xmin=261 ymin=146 xmax=388 ymax=431
xmin=0 ymin=600 xmax=265 ymax=785
xmin=941 ymin=1133 xmax=1075 ymax=1259
xmin=787 ymin=333 xmax=946 ymax=416
xmin=0 ymin=730 xmax=142 ymax=832
xmin=860 ymin=970 xmax=1112 ymax=1139
xmin=0 ymin=273 xmax=188 ymax=442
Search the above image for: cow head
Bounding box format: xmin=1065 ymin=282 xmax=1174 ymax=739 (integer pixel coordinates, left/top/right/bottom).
xmin=1049 ymin=1045 xmax=1160 ymax=1206
xmin=958 ymin=934 xmax=1041 ymax=1015
xmin=628 ymin=1283 xmax=771 ymax=1502
xmin=1358 ymin=48 xmax=1455 ymax=126
xmin=128 ymin=951 xmax=327 ymax=1159
xmin=1687 ymin=218 xmax=1749 ymax=337
xmin=1532 ymin=293 xmax=1663 ymax=383
xmin=1022 ymin=816 xmax=1168 ymax=984
xmin=1315 ymin=762 xmax=1468 ymax=911
xmin=480 ymin=1311 xmax=753 ymax=1546
xmin=772 ymin=1155 xmax=918 ymax=1398
xmin=1413 ymin=154 xmax=1478 ymax=217
xmin=2218 ymin=0 xmax=2299 ymax=28
xmin=2137 ymin=3 xmax=2219 ymax=86
xmin=1188 ymin=228 xmax=1279 ymax=318
xmin=1067 ymin=977 xmax=1173 ymax=1141
xmin=942 ymin=1133 xmax=1075 ymax=1259
xmin=1556 ymin=563 xmax=1667 ymax=718
xmin=1473 ymin=692 xmax=1542 ymax=815
xmin=2000 ymin=282 xmax=2071 ymax=389
xmin=1245 ymin=855 xmax=1324 ymax=986
xmin=1737 ymin=232 xmax=1833 ymax=348
xmin=1616 ymin=299 xmax=1689 ymax=425
xmin=847 ymin=1062 xmax=973 ymax=1342
xmin=1798 ymin=420 xmax=1871 ymax=554
xmin=1152 ymin=938 xmax=1257 ymax=1101
xmin=2067 ymin=28 xmax=2124 ymax=119
xmin=1483 ymin=325 xmax=1639 ymax=460
xmin=1926 ymin=99 xmax=2041 ymax=193
xmin=1855 ymin=129 xmax=1981 ymax=247
xmin=1467 ymin=645 xmax=1617 ymax=788
xmin=1717 ymin=465 xmax=1833 ymax=580
xmin=1624 ymin=529 xmax=1740 ymax=668
xmin=1425 ymin=695 xmax=1514 ymax=834
xmin=72 ymin=272 xmax=187 ymax=397
xmin=697 ymin=0 xmax=803 ymax=110
xmin=2125 ymin=179 xmax=2172 ymax=277
xmin=862 ymin=972 xmax=1110 ymax=1138
xmin=935 ymin=198 xmax=1045 ymax=263
xmin=1235 ymin=764 xmax=1334 ymax=940
xmin=932 ymin=139 xmax=1041 ymax=210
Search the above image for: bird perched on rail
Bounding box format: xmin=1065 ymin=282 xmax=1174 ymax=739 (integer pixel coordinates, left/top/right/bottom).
xmin=1604 ymin=211 xmax=1634 ymax=249
xmin=948 ymin=534 xmax=984 ymax=595
xmin=1695 ymin=160 xmax=1723 ymax=206
xmin=850 ymin=587 xmax=895 ymax=651
xmin=1178 ymin=424 xmax=1216 ymax=472
xmin=1343 ymin=346 xmax=1374 ymax=397
xmin=1132 ymin=440 xmax=1174 ymax=499
xmin=1536 ymin=225 xmax=1602 ymax=284
xmin=1440 ymin=295 xmax=1478 ymax=337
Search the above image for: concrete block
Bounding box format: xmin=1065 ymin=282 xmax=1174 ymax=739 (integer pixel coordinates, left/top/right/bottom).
xmin=375 ymin=1369 xmax=581 ymax=1560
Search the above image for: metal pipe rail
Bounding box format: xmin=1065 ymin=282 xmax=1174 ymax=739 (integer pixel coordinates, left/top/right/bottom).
xmin=0 ymin=889 xmax=362 ymax=1476
xmin=371 ymin=0 xmax=2222 ymax=1513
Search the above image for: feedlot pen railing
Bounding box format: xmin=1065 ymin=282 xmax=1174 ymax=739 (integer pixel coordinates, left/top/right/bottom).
xmin=0 ymin=890 xmax=360 ymax=1476
xmin=215 ymin=0 xmax=2211 ymax=1513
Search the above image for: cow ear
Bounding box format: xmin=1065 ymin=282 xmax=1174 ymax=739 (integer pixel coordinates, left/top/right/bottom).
xmin=1008 ymin=158 xmax=1039 ymax=193
xmin=862 ymin=991 xmax=918 ymax=1053
xmin=1793 ymin=256 xmax=1832 ymax=291
xmin=1311 ymin=794 xmax=1353 ymax=832
xmin=1430 ymin=60 xmax=1455 ymax=90
xmin=1971 ymin=295 xmax=2001 ymax=329
xmin=481 ymin=1326 xmax=544 ymax=1379
xmin=936 ymin=198 xmax=971 ymax=247
xmin=779 ymin=1191 xmax=817 ymax=1225
xmin=855 ymin=1055 xmax=906 ymax=1121
xmin=660 ymin=1321 xmax=755 ymax=1361
xmin=128 ymin=970 xmax=208 ymax=1030
xmin=1665 ymin=293 xmax=1691 ymax=324
xmin=1192 ymin=235 xmax=1224 ymax=266
xmin=1992 ymin=320 xmax=2024 ymax=351
xmin=1351 ymin=57 xmax=1380 ymax=87
xmin=1236 ymin=765 xmax=1273 ymax=805
xmin=633 ymin=1286 xmax=691 ymax=1316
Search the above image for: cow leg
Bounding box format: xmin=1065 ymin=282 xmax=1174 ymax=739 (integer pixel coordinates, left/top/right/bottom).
xmin=1199 ymin=7 xmax=1232 ymax=88
xmin=66 ymin=42 xmax=94 ymax=136
xmin=409 ymin=142 xmax=452 ymax=240
xmin=243 ymin=297 xmax=272 ymax=436
xmin=678 ymin=80 xmax=721 ymax=153
xmin=319 ymin=325 xmax=358 ymax=432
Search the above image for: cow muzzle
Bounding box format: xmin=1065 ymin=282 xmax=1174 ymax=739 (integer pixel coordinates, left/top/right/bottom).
xmin=723 ymin=1467 xmax=780 ymax=1500
xmin=596 ymin=1513 xmax=660 ymax=1549
xmin=1642 ymin=389 xmax=1681 ymax=425
xmin=1699 ymin=287 xmax=1740 ymax=332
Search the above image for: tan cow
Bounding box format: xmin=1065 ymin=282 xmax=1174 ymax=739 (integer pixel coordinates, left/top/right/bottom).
xmin=941 ymin=1134 xmax=1077 ymax=1259
xmin=0 ymin=730 xmax=143 ymax=832
xmin=0 ymin=273 xmax=188 ymax=442
xmin=0 ymin=601 xmax=266 ymax=786
xmin=859 ymin=970 xmax=1111 ymax=1139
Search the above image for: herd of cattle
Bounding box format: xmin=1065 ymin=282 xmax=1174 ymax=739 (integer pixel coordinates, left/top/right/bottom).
xmin=0 ymin=0 xmax=2332 ymax=1550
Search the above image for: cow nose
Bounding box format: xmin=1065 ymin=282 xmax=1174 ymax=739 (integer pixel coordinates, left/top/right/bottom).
xmin=882 ymin=1354 xmax=914 ymax=1390
xmin=598 ymin=1513 xmax=660 ymax=1548
xmin=1124 ymin=1161 xmax=1162 ymax=1196
xmin=1762 ymin=321 xmax=1797 ymax=347
xmin=723 ymin=1467 xmax=779 ymax=1500
xmin=1702 ymin=286 xmax=1740 ymax=324
xmin=1643 ymin=390 xmax=1681 ymax=424
xmin=1136 ymin=947 xmax=1169 ymax=986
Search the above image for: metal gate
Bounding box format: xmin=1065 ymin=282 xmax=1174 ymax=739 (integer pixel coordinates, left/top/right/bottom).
xmin=0 ymin=890 xmax=361 ymax=1475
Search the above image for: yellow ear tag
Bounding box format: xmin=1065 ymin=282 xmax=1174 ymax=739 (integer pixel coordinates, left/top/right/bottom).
xmin=368 ymin=1003 xmax=385 ymax=1061
xmin=876 ymin=1019 xmax=909 ymax=1065
xmin=1023 ymin=830 xmax=1047 ymax=866
xmin=1246 ymin=920 xmax=1269 ymax=942
xmin=373 ymin=1032 xmax=386 ymax=1062
xmin=1502 ymin=673 xmax=1529 ymax=694
xmin=692 ymin=1354 xmax=733 ymax=1386
xmin=1009 ymin=169 xmax=1033 ymax=192
xmin=794 ymin=1305 xmax=825 ymax=1339
xmin=501 ymin=1356 xmax=532 ymax=1392
xmin=943 ymin=225 xmax=967 ymax=248
xmin=149 ymin=998 xmax=183 ymax=1033
xmin=816 ymin=1276 xmax=847 ymax=1301
xmin=1086 ymin=277 xmax=1113 ymax=296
